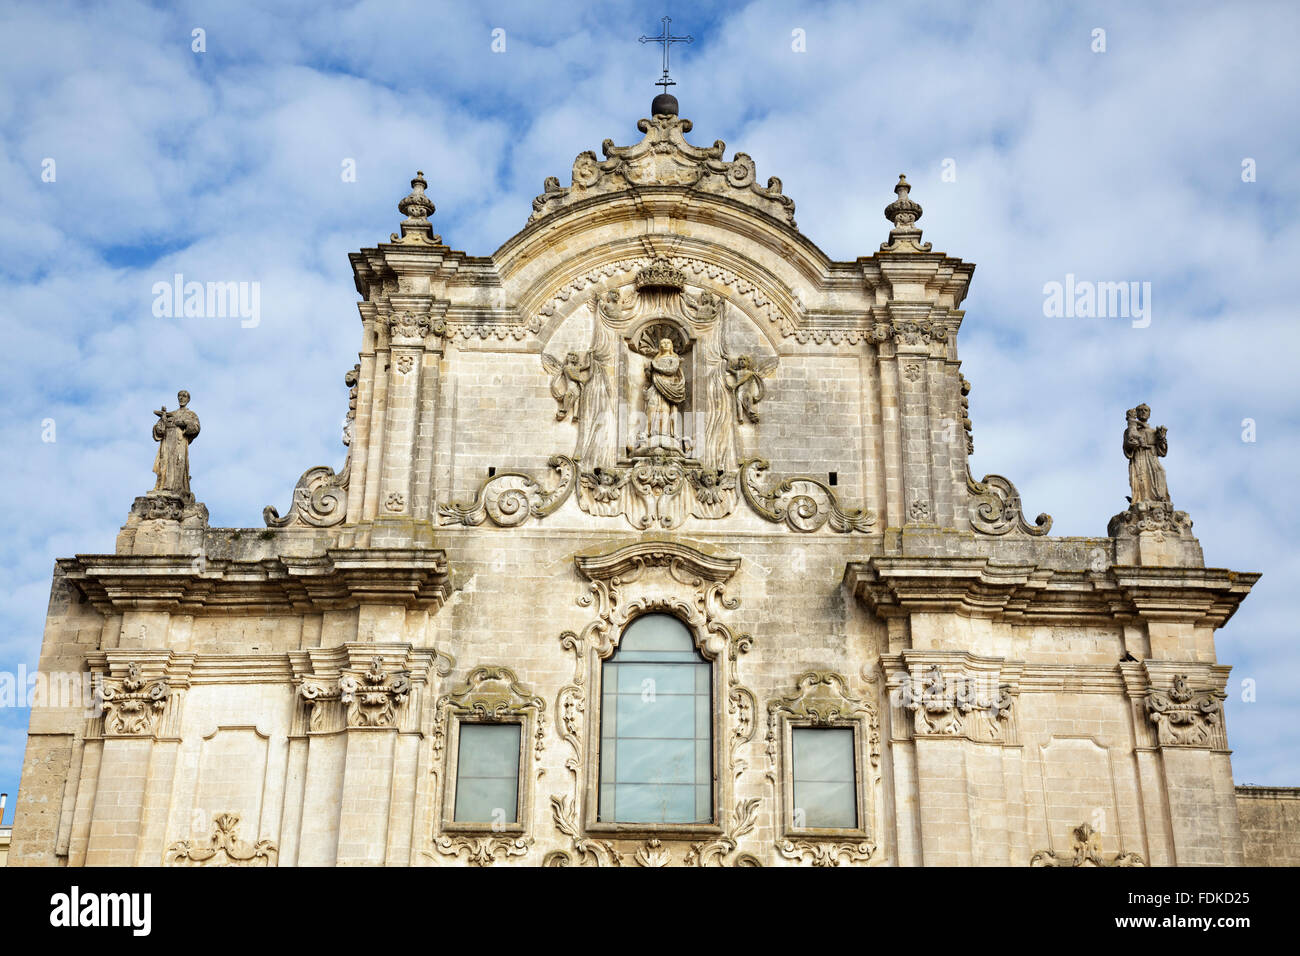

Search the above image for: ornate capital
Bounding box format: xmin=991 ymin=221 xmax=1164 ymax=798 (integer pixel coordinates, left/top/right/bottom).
xmin=97 ymin=661 xmax=171 ymax=737
xmin=1146 ymin=673 xmax=1226 ymax=748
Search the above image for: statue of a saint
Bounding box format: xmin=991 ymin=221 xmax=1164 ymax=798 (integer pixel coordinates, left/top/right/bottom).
xmin=152 ymin=390 xmax=201 ymax=497
xmin=645 ymin=338 xmax=686 ymax=452
xmin=1122 ymin=403 xmax=1169 ymax=504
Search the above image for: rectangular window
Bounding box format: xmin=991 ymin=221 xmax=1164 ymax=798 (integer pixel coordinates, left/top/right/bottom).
xmin=792 ymin=727 xmax=856 ymax=829
xmin=454 ymin=722 xmax=521 ymax=825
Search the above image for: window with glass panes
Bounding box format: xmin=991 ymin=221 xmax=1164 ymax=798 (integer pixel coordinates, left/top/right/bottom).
xmin=598 ymin=614 xmax=711 ymax=824
xmin=453 ymin=722 xmax=521 ymax=824
xmin=791 ymin=726 xmax=857 ymax=829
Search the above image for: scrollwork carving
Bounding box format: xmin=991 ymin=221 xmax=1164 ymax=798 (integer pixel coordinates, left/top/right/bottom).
xmin=776 ymin=839 xmax=875 ymax=867
xmin=165 ymin=813 xmax=277 ymax=867
xmin=967 ymin=468 xmax=1052 ymax=536
xmin=438 ymin=455 xmax=577 ymax=527
xmin=740 ymin=458 xmax=875 ymax=533
xmin=432 ymin=835 xmax=532 ymax=867
xmin=1030 ymin=823 xmax=1145 ymax=867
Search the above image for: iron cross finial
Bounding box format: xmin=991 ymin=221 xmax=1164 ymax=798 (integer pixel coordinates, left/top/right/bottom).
xmin=639 ymin=15 xmax=693 ymax=92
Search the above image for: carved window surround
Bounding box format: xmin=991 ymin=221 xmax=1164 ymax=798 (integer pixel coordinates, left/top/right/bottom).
xmin=766 ymin=672 xmax=879 ymax=863
xmin=562 ymin=540 xmax=753 ymax=847
xmin=431 ymin=666 xmax=545 ymax=852
xmin=880 ymin=652 xmax=1022 ymax=745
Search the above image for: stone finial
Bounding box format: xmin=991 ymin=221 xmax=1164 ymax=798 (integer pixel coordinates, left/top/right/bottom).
xmin=880 ymin=174 xmax=932 ymax=253
xmin=393 ymin=170 xmax=441 ymax=244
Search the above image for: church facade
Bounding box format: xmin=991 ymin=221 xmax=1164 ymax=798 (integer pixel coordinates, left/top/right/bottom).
xmin=10 ymin=96 xmax=1261 ymax=866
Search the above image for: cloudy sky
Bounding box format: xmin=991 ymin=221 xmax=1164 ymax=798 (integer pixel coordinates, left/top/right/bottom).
xmin=1 ymin=0 xmax=1297 ymax=817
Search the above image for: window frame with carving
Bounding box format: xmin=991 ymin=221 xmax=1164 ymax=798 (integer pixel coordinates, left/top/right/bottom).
xmin=433 ymin=666 xmax=545 ymax=842
xmin=588 ymin=608 xmax=721 ymax=837
xmin=768 ymin=672 xmax=878 ymax=847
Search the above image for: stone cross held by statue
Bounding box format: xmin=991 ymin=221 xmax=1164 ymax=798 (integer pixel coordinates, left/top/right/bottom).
xmin=639 ymin=16 xmax=693 ymax=93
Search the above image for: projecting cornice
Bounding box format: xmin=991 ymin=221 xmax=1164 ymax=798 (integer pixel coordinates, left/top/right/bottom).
xmin=58 ymin=548 xmax=450 ymax=614
xmin=843 ymin=557 xmax=1258 ymax=628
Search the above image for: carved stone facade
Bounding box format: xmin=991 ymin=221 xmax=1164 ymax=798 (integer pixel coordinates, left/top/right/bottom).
xmin=10 ymin=99 xmax=1260 ymax=867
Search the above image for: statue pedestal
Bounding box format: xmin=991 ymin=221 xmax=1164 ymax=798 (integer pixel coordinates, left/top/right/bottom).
xmin=116 ymin=491 xmax=209 ymax=555
xmin=1108 ymin=501 xmax=1202 ymax=568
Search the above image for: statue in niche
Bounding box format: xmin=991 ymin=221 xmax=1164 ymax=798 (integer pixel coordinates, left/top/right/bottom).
xmin=642 ymin=337 xmax=687 ymax=454
xmin=1122 ymin=403 xmax=1170 ymax=504
xmin=152 ymin=390 xmax=200 ymax=497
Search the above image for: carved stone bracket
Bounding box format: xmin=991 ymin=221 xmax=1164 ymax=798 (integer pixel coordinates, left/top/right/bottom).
xmin=741 ymin=458 xmax=875 ymax=532
xmin=1108 ymin=500 xmax=1194 ymax=538
xmin=165 ymin=812 xmax=278 ymax=867
xmin=1146 ymin=673 xmax=1226 ymax=748
xmin=438 ymin=456 xmax=577 ymax=527
xmin=1030 ymin=823 xmax=1145 ymax=867
xmin=967 ymin=468 xmax=1052 ymax=536
xmin=292 ymin=646 xmax=441 ymax=734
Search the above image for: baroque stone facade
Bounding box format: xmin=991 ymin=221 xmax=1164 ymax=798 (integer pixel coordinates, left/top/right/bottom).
xmin=10 ymin=99 xmax=1261 ymax=866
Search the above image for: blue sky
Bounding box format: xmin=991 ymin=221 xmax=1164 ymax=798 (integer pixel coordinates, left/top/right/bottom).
xmin=1 ymin=0 xmax=1298 ymax=820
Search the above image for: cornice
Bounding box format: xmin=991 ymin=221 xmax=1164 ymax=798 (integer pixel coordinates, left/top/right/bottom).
xmin=58 ymin=548 xmax=450 ymax=614
xmin=844 ymin=557 xmax=1258 ymax=628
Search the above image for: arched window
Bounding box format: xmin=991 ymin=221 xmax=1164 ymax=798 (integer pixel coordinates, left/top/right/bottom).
xmin=598 ymin=613 xmax=711 ymax=824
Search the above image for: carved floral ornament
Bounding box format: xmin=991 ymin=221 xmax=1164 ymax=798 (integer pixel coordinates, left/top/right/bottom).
xmin=1030 ymin=823 xmax=1145 ymax=868
xmin=529 ymin=112 xmax=796 ymax=227
xmin=298 ymin=656 xmax=413 ymax=730
xmin=96 ymin=661 xmax=171 ymax=737
xmin=165 ymin=812 xmax=278 ymax=867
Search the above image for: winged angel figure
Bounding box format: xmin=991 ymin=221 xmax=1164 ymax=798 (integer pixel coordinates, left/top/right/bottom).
xmin=542 ymin=327 xmax=617 ymax=470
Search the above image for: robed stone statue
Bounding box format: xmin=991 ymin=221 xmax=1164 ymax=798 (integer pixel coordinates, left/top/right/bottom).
xmin=645 ymin=338 xmax=686 ymax=452
xmin=152 ymin=390 xmax=201 ymax=497
xmin=1122 ymin=403 xmax=1169 ymax=504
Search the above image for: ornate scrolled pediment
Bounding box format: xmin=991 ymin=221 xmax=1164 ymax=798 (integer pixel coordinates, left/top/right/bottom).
xmin=529 ymin=114 xmax=796 ymax=227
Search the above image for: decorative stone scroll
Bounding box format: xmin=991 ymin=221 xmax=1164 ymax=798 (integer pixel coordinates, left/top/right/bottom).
xmin=1146 ymin=674 xmax=1226 ymax=747
xmin=432 ymin=836 xmax=532 ymax=866
xmin=97 ymin=661 xmax=171 ymax=737
xmin=1030 ymin=823 xmax=1145 ymax=867
xmin=264 ymin=365 xmax=359 ymax=528
xmin=776 ymin=838 xmax=876 ymax=867
xmin=438 ymin=455 xmax=577 ymax=527
xmin=529 ymin=112 xmax=796 ymax=226
xmin=165 ymin=813 xmax=278 ymax=867
xmin=967 ymin=469 xmax=1052 ymax=536
xmin=740 ymin=458 xmax=875 ymax=533
xmin=578 ymin=460 xmax=737 ymax=529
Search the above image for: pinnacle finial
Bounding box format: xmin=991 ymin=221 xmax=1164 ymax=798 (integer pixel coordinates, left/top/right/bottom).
xmin=393 ymin=170 xmax=440 ymax=244
xmin=880 ymin=173 xmax=931 ymax=253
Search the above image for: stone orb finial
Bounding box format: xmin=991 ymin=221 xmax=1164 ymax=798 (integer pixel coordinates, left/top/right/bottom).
xmin=651 ymin=92 xmax=679 ymax=116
